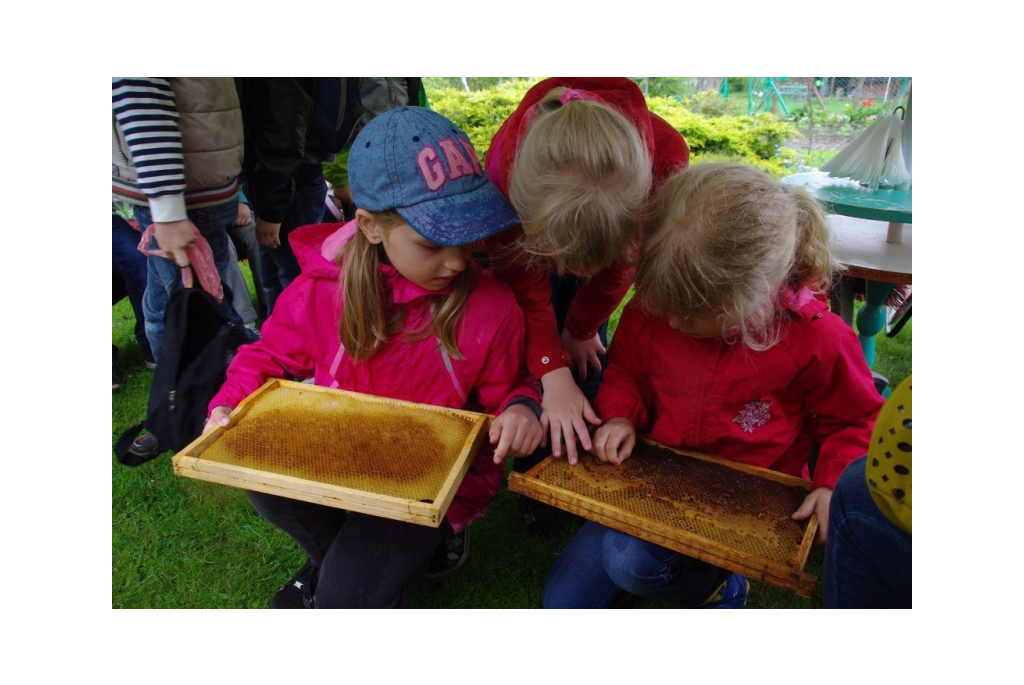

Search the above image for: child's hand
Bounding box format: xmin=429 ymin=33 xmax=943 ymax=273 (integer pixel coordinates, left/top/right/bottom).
xmin=560 ymin=328 xmax=606 ymax=382
xmin=490 ymin=404 xmax=543 ymax=464
xmin=235 ymin=203 xmax=252 ymax=226
xmin=255 ymin=218 xmax=283 ymax=249
xmin=591 ymin=417 xmax=636 ymax=465
xmin=540 ymin=367 xmax=602 ymax=465
xmin=203 ymin=405 xmax=234 ymax=435
xmin=791 ymin=486 xmax=833 ymax=547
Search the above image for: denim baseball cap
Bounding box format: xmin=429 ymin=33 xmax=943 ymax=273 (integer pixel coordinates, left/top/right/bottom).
xmin=349 ymin=107 xmax=519 ymax=247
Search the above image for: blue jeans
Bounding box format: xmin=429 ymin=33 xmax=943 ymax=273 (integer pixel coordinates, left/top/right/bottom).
xmin=227 ymin=214 xmax=267 ymax=320
xmin=259 ymin=171 xmax=326 ymax=314
xmin=543 ymin=521 xmax=723 ymax=608
xmin=824 ymin=456 xmax=912 ymax=608
xmin=135 ymin=200 xmax=253 ymax=362
xmin=112 ymin=214 xmax=154 ymax=363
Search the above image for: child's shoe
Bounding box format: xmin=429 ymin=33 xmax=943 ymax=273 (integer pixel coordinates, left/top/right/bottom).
xmin=128 ymin=432 xmax=162 ymax=460
xmin=698 ymin=572 xmax=749 ymax=609
xmin=424 ymin=528 xmax=470 ymax=580
xmin=268 ymin=559 xmax=318 ymax=609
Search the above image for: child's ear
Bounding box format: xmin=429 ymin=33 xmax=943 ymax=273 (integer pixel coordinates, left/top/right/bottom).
xmin=355 ymin=209 xmax=383 ymax=244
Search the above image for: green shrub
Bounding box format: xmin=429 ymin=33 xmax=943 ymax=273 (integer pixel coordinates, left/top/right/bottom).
xmin=647 ymin=97 xmax=799 ymax=176
xmin=426 ymin=79 xmax=541 ymax=162
xmin=423 ymin=79 xmax=800 ymax=178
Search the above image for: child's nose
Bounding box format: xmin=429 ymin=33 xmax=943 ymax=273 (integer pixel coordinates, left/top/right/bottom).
xmin=444 ymin=246 xmax=469 ymax=273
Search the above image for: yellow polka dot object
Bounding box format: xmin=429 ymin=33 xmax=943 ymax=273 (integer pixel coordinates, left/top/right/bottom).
xmin=865 ymin=375 xmax=911 ymax=534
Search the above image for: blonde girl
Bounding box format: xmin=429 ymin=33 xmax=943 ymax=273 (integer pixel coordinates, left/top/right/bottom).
xmin=484 ymin=77 xmax=691 ymax=475
xmin=544 ymin=162 xmax=883 ymax=608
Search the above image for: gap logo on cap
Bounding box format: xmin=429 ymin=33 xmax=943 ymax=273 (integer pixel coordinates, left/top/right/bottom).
xmin=417 ymin=137 xmax=483 ymax=192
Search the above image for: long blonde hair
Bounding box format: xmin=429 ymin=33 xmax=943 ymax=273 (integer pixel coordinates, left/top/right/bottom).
xmin=635 ymin=163 xmax=837 ymax=350
xmin=508 ymin=88 xmax=652 ymax=277
xmin=337 ymin=211 xmax=473 ymax=360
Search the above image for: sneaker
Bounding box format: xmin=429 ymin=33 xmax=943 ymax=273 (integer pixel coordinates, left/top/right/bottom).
xmin=144 ymin=357 xmax=157 ymax=370
xmin=128 ymin=432 xmax=162 ymax=460
xmin=268 ymin=559 xmax=319 ymax=609
xmin=698 ymin=572 xmax=749 ymax=609
xmin=424 ymin=528 xmax=470 ymax=580
xmin=113 ymin=369 xmax=122 ymax=392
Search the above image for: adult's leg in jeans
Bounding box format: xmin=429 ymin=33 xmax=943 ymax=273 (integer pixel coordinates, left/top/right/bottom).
xmin=140 ymin=233 xmax=178 ymax=364
xmin=824 ymin=456 xmax=912 ymax=608
xmin=258 ymin=245 xmax=282 ymax=316
xmin=222 ymin=239 xmax=258 ymax=328
xmin=228 ymin=219 xmax=267 ymax=320
xmin=263 ymin=171 xmax=326 ymax=301
xmin=315 ymin=512 xmax=450 ymax=609
xmin=112 ymin=214 xmax=154 ymax=362
xmin=136 ymin=201 xmax=255 ymax=356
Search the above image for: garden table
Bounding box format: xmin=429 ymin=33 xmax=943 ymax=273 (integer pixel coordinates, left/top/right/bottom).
xmin=781 ymin=171 xmax=912 ymax=368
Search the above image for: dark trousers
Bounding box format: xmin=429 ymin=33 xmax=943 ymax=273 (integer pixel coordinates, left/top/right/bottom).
xmin=256 ymin=170 xmax=327 ymax=315
xmin=247 ymin=491 xmax=450 ymax=608
xmin=112 ymin=214 xmax=154 ymax=362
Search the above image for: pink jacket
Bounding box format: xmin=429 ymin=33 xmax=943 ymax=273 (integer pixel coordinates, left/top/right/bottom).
xmin=595 ymin=288 xmax=883 ymax=490
xmin=210 ymin=220 xmax=541 ymax=531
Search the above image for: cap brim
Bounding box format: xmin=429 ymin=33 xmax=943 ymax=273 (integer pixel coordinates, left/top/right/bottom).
xmin=397 ymin=180 xmax=519 ymax=247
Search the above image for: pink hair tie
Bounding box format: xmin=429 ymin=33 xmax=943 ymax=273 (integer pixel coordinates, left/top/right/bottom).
xmin=517 ymin=88 xmax=606 ymax=152
xmin=560 ymin=88 xmax=600 ymax=105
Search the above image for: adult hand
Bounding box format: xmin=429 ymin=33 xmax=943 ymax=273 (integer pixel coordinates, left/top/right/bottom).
xmin=792 ymin=486 xmax=833 ymax=547
xmin=256 ymin=218 xmax=283 ymax=249
xmin=540 ymin=367 xmax=601 ymax=465
xmin=203 ymin=405 xmax=234 ymax=435
xmin=560 ymin=329 xmax=606 ymax=382
xmin=489 ymin=404 xmax=544 ymax=464
xmin=154 ymin=219 xmax=198 ymax=267
xmin=590 ymin=417 xmax=636 ymax=465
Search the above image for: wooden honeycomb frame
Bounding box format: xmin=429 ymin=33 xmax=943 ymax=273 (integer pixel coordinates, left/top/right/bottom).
xmin=508 ymin=440 xmax=818 ymax=598
xmin=172 ymin=379 xmax=488 ymax=527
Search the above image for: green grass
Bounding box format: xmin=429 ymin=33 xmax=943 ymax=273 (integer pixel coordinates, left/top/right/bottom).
xmin=113 ymin=264 xmax=909 ymax=609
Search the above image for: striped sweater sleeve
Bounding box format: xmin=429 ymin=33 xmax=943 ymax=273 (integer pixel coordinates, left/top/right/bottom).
xmin=111 ymin=78 xmax=187 ymax=223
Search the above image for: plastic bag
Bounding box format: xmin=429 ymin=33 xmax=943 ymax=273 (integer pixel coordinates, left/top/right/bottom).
xmin=138 ymin=221 xmax=224 ymax=302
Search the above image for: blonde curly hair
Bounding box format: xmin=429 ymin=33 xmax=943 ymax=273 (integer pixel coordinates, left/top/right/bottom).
xmin=635 ymin=163 xmax=837 ymax=350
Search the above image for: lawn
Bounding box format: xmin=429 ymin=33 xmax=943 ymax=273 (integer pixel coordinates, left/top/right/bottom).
xmin=112 ymin=263 xmax=910 ymax=609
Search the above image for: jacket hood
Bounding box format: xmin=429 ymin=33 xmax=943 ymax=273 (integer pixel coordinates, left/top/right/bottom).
xmin=781 ymin=286 xmax=829 ymax=321
xmin=485 ymin=78 xmax=658 ymax=196
xmin=290 ymin=221 xmax=349 ymax=282
xmin=289 ymin=219 xmax=454 ymax=304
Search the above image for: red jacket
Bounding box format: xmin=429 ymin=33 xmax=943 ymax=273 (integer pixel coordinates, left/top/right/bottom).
xmin=483 ymin=78 xmax=690 ymax=379
xmin=210 ymin=220 xmax=541 ymax=531
xmin=594 ymin=288 xmax=883 ymax=490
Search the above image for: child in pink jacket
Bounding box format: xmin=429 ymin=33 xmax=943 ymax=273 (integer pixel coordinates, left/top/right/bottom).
xmin=206 ymin=108 xmax=543 ymax=608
